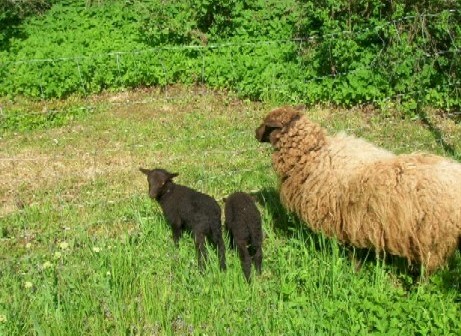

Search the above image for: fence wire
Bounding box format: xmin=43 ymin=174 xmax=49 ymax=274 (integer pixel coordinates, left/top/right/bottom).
xmin=1 ymin=9 xmax=461 ymax=219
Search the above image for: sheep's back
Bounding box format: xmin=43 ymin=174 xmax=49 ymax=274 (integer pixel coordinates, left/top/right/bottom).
xmin=273 ymin=114 xmax=461 ymax=271
xmin=339 ymin=154 xmax=461 ymax=270
xmin=279 ymin=133 xmax=394 ymax=233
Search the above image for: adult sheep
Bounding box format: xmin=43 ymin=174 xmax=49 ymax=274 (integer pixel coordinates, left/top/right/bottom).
xmin=255 ymin=106 xmax=461 ymax=273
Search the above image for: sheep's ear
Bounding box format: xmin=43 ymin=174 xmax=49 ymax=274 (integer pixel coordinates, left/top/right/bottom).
xmin=139 ymin=168 xmax=151 ymax=175
xmin=256 ymin=122 xmax=282 ymax=142
xmin=265 ymin=121 xmax=283 ymax=129
xmin=293 ymin=104 xmax=305 ymax=111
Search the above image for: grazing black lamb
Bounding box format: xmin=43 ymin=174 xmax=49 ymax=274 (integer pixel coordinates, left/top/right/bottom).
xmin=140 ymin=168 xmax=226 ymax=271
xmin=224 ymin=192 xmax=263 ymax=282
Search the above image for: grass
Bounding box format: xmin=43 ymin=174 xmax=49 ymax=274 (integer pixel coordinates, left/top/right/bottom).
xmin=1 ymin=86 xmax=461 ymax=335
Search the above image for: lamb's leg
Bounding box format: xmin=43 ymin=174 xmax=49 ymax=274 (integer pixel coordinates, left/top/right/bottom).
xmin=227 ymin=227 xmax=236 ymax=249
xmin=210 ymin=228 xmax=227 ymax=271
xmin=172 ymin=226 xmax=182 ymax=247
xmin=216 ymin=235 xmax=227 ymax=271
xmin=253 ymin=245 xmax=263 ymax=275
xmin=236 ymin=241 xmax=252 ymax=282
xmin=194 ymin=232 xmax=207 ymax=271
xmin=169 ymin=217 xmax=182 ymax=247
xmin=229 ymin=234 xmax=237 ymax=249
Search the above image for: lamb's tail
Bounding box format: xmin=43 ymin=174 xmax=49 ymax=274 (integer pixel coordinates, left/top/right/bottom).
xmin=249 ymin=224 xmax=263 ymax=250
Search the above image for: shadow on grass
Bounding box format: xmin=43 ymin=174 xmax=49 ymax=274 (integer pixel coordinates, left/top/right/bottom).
xmin=417 ymin=107 xmax=460 ymax=161
xmin=250 ymin=187 xmax=461 ymax=292
xmin=436 ymin=256 xmax=461 ymax=298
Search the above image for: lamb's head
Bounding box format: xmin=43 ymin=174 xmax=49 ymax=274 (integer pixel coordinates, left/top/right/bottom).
xmin=139 ymin=168 xmax=178 ymax=199
xmin=255 ymin=106 xmax=302 ymax=146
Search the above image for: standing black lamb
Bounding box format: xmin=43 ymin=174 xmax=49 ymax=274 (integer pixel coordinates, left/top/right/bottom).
xmin=140 ymin=168 xmax=226 ymax=271
xmin=224 ymin=192 xmax=263 ymax=282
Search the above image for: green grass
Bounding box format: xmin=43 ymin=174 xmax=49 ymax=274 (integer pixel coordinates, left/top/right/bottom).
xmin=1 ymin=87 xmax=461 ymax=335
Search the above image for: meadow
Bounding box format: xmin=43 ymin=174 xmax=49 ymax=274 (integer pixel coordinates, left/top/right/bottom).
xmin=1 ymin=86 xmax=460 ymax=335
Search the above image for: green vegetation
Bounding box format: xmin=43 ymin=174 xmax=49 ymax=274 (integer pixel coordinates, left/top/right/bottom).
xmin=1 ymin=0 xmax=460 ymax=334
xmin=0 ymin=0 xmax=460 ymax=114
xmin=1 ymin=88 xmax=460 ymax=335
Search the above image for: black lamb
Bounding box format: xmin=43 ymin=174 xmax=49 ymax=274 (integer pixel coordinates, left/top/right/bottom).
xmin=224 ymin=192 xmax=263 ymax=282
xmin=140 ymin=168 xmax=226 ymax=271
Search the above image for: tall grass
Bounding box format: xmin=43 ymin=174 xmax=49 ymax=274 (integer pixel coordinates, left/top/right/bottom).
xmin=0 ymin=87 xmax=460 ymax=335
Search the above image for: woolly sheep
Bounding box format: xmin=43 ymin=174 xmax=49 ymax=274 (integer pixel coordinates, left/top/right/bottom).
xmin=255 ymin=106 xmax=461 ymax=273
xmin=140 ymin=168 xmax=226 ymax=271
xmin=224 ymin=192 xmax=263 ymax=282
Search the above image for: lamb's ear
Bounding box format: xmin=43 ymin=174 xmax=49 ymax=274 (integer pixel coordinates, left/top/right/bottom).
xmin=167 ymin=172 xmax=179 ymax=180
xmin=139 ymin=168 xmax=151 ymax=175
xmin=249 ymin=195 xmax=258 ymax=202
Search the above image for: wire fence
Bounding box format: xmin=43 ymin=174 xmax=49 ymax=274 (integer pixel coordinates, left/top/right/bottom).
xmin=1 ymin=9 xmax=461 ymax=218
xmin=2 ymin=9 xmax=459 ymax=65
xmin=0 ymin=9 xmax=460 ymax=101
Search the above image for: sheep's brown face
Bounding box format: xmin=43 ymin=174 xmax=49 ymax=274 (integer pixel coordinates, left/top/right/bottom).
xmin=255 ymin=122 xmax=282 ymax=145
xmin=139 ymin=168 xmax=178 ymax=199
xmin=255 ymin=107 xmax=302 ymax=146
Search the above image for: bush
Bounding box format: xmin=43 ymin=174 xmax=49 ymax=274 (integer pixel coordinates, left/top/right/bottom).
xmin=0 ymin=0 xmax=459 ymax=115
xmin=295 ymin=0 xmax=461 ymax=112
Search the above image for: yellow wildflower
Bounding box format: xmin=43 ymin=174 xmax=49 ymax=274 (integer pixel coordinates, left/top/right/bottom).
xmin=42 ymin=261 xmax=53 ymax=269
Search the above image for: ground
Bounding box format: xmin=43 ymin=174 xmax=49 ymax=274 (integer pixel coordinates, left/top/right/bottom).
xmin=0 ymin=86 xmax=460 ymax=335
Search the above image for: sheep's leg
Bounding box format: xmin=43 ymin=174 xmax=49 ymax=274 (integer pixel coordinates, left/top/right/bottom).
xmin=253 ymin=246 xmax=263 ymax=275
xmin=194 ymin=232 xmax=207 ymax=271
xmin=236 ymin=241 xmax=252 ymax=282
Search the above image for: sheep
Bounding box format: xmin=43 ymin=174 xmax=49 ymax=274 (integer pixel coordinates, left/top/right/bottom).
xmin=140 ymin=168 xmax=226 ymax=271
xmin=224 ymin=192 xmax=263 ymax=282
xmin=255 ymin=106 xmax=461 ymax=274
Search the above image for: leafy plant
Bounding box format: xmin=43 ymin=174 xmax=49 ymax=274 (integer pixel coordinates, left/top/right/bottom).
xmin=0 ymin=0 xmax=460 ymax=116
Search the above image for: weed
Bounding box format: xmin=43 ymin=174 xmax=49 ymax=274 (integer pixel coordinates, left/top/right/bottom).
xmin=1 ymin=88 xmax=460 ymax=335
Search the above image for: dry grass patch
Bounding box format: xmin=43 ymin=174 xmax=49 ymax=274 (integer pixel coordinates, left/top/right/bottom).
xmin=0 ymin=87 xmax=265 ymax=217
xmin=1 ymin=88 xmax=460 ymax=219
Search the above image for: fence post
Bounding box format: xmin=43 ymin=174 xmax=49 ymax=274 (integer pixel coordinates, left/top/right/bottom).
xmin=75 ymin=59 xmax=86 ymax=95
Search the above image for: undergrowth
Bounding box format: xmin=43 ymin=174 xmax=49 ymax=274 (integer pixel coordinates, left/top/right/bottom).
xmin=0 ymin=0 xmax=460 ymax=116
xmin=0 ymin=89 xmax=460 ymax=335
